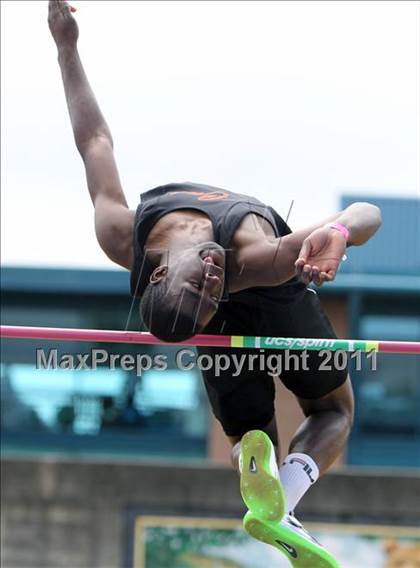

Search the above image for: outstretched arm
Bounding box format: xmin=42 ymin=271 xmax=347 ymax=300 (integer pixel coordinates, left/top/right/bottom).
xmin=48 ymin=0 xmax=134 ymax=269
xmin=292 ymin=202 xmax=382 ymax=285
xmin=234 ymin=202 xmax=382 ymax=290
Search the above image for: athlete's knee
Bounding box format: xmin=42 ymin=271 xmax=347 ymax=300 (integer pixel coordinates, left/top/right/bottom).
xmin=230 ymin=441 xmax=241 ymax=472
xmin=229 ymin=416 xmax=280 ymax=472
xmin=332 ymin=375 xmax=354 ymax=428
xmin=298 ymin=375 xmax=354 ymax=428
xmin=327 ymin=377 xmax=354 ymax=428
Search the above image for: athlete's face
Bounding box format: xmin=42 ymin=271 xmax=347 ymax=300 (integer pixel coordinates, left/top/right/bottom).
xmin=152 ymin=242 xmax=226 ymax=332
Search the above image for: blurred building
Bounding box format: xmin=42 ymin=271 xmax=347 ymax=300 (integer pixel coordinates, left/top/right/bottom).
xmin=2 ymin=195 xmax=419 ymax=468
xmin=1 ymin=195 xmax=419 ymax=567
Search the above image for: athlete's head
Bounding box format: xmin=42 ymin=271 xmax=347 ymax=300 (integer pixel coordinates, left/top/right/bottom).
xmin=140 ymin=242 xmax=226 ymax=342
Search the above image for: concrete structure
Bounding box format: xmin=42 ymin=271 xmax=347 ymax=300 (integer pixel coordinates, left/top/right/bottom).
xmin=1 ymin=195 xmax=419 ymax=567
xmin=2 ymin=456 xmax=419 ymax=568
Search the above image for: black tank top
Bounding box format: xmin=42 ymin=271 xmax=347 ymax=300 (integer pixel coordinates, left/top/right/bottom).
xmin=130 ymin=182 xmax=305 ymax=302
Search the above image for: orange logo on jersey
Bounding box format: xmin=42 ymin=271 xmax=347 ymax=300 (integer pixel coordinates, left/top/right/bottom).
xmin=168 ymin=190 xmax=230 ymax=201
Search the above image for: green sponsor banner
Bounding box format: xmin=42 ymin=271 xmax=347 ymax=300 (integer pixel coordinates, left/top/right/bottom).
xmin=241 ymin=337 xmax=379 ymax=352
xmin=134 ymin=515 xmax=420 ymax=568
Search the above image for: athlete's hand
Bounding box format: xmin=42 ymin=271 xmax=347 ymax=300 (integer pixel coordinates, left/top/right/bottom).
xmin=295 ymin=226 xmax=347 ymax=286
xmin=48 ymin=0 xmax=78 ymax=49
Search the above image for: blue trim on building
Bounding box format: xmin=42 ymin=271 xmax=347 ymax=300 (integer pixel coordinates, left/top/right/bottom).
xmin=329 ymin=273 xmax=420 ymax=294
xmin=1 ymin=266 xmax=129 ymax=295
xmin=2 ymin=266 xmax=419 ymax=296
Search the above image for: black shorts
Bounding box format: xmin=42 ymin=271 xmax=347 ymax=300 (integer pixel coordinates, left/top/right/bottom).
xmin=198 ymin=288 xmax=348 ymax=437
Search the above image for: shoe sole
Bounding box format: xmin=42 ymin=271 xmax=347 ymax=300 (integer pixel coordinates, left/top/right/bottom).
xmin=243 ymin=512 xmax=341 ymax=568
xmin=239 ymin=430 xmax=285 ymax=522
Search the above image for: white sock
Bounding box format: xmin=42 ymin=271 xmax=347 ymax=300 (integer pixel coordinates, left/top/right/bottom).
xmin=279 ymin=452 xmax=320 ymax=515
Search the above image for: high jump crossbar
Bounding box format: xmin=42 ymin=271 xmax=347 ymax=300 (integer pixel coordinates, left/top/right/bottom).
xmin=1 ymin=325 xmax=420 ymax=354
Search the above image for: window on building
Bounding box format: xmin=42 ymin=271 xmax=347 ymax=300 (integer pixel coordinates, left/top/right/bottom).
xmin=1 ymin=294 xmax=209 ymax=460
xmin=349 ymin=314 xmax=420 ymax=468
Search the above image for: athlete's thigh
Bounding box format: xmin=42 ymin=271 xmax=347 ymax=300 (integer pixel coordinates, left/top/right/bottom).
xmin=266 ymin=289 xmax=348 ymax=399
xmin=197 ymin=345 xmax=276 ymax=437
xmin=198 ymin=294 xmax=276 ymax=438
xmin=296 ymin=375 xmax=354 ymax=419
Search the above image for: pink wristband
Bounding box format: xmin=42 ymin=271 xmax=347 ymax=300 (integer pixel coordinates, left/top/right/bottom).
xmin=329 ymin=222 xmax=350 ymax=242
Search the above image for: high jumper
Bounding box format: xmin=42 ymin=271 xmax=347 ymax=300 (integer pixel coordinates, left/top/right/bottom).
xmin=46 ymin=1 xmax=383 ymax=566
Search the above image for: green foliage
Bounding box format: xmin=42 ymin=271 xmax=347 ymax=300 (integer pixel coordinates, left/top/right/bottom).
xmin=145 ymin=525 xmax=248 ymax=568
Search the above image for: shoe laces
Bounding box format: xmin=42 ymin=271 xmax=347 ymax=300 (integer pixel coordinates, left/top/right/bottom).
xmin=283 ymin=514 xmax=323 ymax=547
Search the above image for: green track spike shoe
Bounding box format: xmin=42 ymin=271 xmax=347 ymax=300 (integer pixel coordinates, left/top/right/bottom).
xmin=239 ymin=430 xmax=285 ymax=522
xmin=243 ymin=511 xmax=341 ymax=568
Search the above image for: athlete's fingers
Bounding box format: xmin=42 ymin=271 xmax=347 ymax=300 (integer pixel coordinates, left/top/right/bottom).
xmin=301 ymin=264 xmax=312 ymax=285
xmin=61 ymin=0 xmax=76 ymax=11
xmin=298 ymin=238 xmax=312 ymax=263
xmin=295 ymin=258 xmax=305 ymax=276
xmin=49 ymin=0 xmax=76 ymax=15
xmin=312 ymin=266 xmax=322 ymax=286
xmin=315 ymin=271 xmax=328 ymax=286
xmin=58 ymin=0 xmax=76 ymax=13
xmin=319 ymin=271 xmax=334 ymax=283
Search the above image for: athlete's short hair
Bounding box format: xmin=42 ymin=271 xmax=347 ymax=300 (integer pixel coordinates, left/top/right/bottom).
xmin=139 ymin=281 xmax=202 ymax=342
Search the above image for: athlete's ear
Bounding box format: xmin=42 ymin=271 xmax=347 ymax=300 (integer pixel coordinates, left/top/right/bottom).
xmin=150 ymin=265 xmax=168 ymax=284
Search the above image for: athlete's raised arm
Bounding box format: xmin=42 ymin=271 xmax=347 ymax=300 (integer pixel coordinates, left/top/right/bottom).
xmin=48 ymin=0 xmax=134 ymax=269
xmin=233 ymin=202 xmax=382 ymax=290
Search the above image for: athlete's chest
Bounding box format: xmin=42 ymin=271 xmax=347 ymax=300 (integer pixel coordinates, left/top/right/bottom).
xmin=145 ymin=210 xmax=214 ymax=248
xmin=147 ymin=210 xmax=275 ymax=246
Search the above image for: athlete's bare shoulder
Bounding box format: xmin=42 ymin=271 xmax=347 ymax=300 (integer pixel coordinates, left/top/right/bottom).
xmin=232 ymin=213 xmax=277 ymax=249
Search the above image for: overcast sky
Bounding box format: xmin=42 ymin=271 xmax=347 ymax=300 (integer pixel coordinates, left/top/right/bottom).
xmin=1 ymin=0 xmax=419 ymax=270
